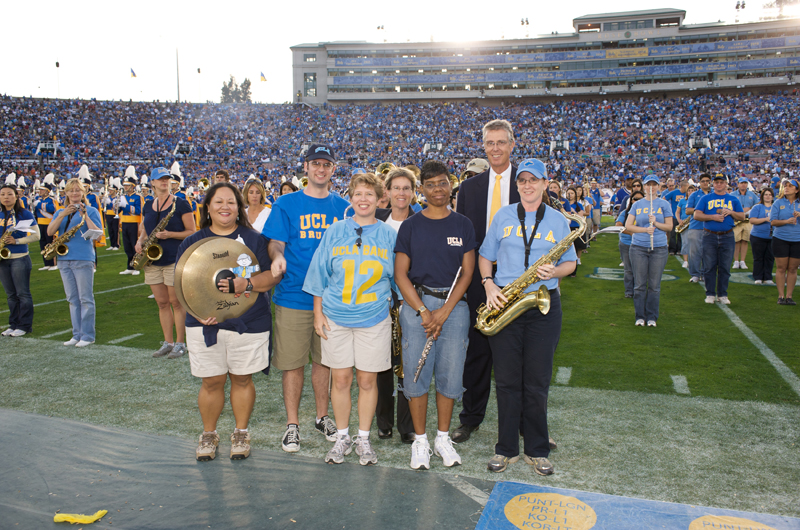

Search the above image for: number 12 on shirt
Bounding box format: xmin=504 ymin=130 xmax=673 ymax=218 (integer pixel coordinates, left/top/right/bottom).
xmin=341 ymin=259 xmax=383 ymax=305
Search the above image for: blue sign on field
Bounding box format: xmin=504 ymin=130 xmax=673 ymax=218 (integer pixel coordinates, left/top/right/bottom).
xmin=476 ymin=482 xmax=800 ymax=530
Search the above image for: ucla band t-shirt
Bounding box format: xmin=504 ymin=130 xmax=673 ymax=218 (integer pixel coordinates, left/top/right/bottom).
xmin=694 ymin=193 xmax=743 ymax=232
xmin=686 ymin=189 xmax=709 ymax=230
xmin=749 ymin=204 xmax=772 ymax=239
xmin=616 ymin=210 xmax=633 ymax=246
xmin=262 ymin=190 xmax=350 ymax=310
xmin=53 ymin=206 xmax=103 ymax=261
xmin=629 ymin=197 xmax=673 ymax=248
xmin=303 ymin=218 xmax=397 ymax=328
xmin=769 ymin=198 xmax=800 ymax=242
xmin=480 ymin=204 xmax=577 ymax=292
xmin=395 ymin=211 xmax=476 ymax=288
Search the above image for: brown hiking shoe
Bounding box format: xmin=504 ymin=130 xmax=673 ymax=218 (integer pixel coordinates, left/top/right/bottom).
xmin=230 ymin=430 xmax=251 ymax=460
xmin=196 ymin=432 xmax=219 ymax=461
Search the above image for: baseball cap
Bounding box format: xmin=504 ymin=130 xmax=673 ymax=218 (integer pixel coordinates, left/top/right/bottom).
xmin=787 ymin=179 xmax=799 ymax=188
xmin=712 ymin=173 xmax=728 ymax=183
xmin=771 ymin=176 xmax=781 ymax=184
xmin=737 ymin=176 xmax=749 ymax=184
xmin=306 ymin=143 xmax=335 ymax=163
xmin=643 ymin=175 xmax=660 ymax=186
xmin=465 ymin=158 xmax=489 ymax=174
xmin=151 ymin=167 xmax=171 ymax=180
xmin=516 ymin=159 xmax=547 ymax=180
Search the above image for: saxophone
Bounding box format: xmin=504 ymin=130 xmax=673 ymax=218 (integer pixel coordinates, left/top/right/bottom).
xmin=131 ymin=200 xmax=177 ymax=270
xmin=0 ymin=213 xmax=16 ymax=260
xmin=475 ymin=200 xmax=585 ymax=337
xmin=675 ymin=216 xmax=691 ymax=234
xmin=42 ymin=211 xmax=85 ymax=260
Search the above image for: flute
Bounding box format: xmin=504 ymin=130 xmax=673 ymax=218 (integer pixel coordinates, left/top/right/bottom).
xmin=649 ymin=195 xmax=654 ymax=251
xmin=413 ymin=266 xmax=462 ymax=383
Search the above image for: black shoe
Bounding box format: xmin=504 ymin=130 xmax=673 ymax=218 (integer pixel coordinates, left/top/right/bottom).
xmin=778 ymin=297 xmax=786 ymax=305
xmin=786 ymin=298 xmax=796 ymax=306
xmin=451 ymin=424 xmax=479 ymax=444
xmin=549 ymin=437 xmax=558 ymax=450
xmin=400 ymin=432 xmax=416 ymax=444
xmin=377 ymin=428 xmax=393 ymax=439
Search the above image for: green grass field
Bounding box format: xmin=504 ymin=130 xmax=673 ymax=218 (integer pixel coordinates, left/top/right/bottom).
xmin=1 ymin=226 xmax=799 ymax=519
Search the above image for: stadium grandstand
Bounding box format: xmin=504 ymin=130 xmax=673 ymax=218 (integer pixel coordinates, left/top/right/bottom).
xmin=291 ymin=7 xmax=800 ymax=104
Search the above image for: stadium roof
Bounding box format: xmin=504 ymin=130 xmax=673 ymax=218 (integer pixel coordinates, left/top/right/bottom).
xmin=573 ymin=8 xmax=686 ymax=21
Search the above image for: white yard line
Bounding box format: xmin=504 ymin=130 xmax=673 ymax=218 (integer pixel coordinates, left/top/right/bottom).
xmin=670 ymin=375 xmax=691 ymax=395
xmin=556 ymin=366 xmax=573 ymax=385
xmin=440 ymin=475 xmax=489 ymax=507
xmin=0 ymin=284 xmax=147 ymax=314
xmin=108 ymin=333 xmax=143 ymax=345
xmin=40 ymin=329 xmax=72 ymax=339
xmin=718 ymin=304 xmax=800 ymax=398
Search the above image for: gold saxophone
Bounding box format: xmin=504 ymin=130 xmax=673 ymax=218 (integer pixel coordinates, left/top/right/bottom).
xmin=475 ymin=200 xmax=585 ymax=337
xmin=42 ymin=211 xmax=86 ymax=260
xmin=675 ymin=216 xmax=692 ymax=234
xmin=131 ymin=200 xmax=177 ymax=270
xmin=1 ymin=213 xmax=16 ymax=260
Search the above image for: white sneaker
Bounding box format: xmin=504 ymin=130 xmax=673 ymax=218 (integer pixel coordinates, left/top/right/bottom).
xmin=148 ymin=294 xmax=155 ymax=299
xmin=410 ymin=438 xmax=431 ymax=470
xmin=76 ymin=340 xmax=94 ymax=347
xmin=9 ymin=329 xmax=27 ymax=337
xmin=690 ymin=276 xmax=700 ymax=283
xmin=119 ymin=270 xmax=132 ymax=275
xmin=682 ymin=261 xmax=689 ymax=269
xmin=705 ymin=296 xmax=716 ymax=304
xmin=434 ymin=435 xmax=461 ymax=467
xmin=718 ymin=296 xmax=730 ymax=305
xmin=754 ymin=280 xmax=763 ymax=285
xmin=49 ymin=266 xmax=59 ymax=271
xmin=1 ymin=328 xmax=13 ymax=336
xmin=635 ymin=319 xmax=645 ymax=326
xmin=739 ymin=261 xmax=747 ymax=270
xmin=106 ymin=247 xmax=114 ymax=251
xmin=38 ymin=266 xmax=51 ymax=271
xmin=353 ymin=435 xmax=378 ymax=466
xmin=131 ymin=270 xmax=140 ymax=276
xmin=619 ymin=262 xmax=624 ymax=267
xmin=732 ymin=261 xmax=740 ymax=269
xmin=764 ymin=280 xmax=776 ymax=286
xmin=577 ymin=258 xmax=582 ymax=265
xmin=647 ymin=321 xmax=657 ymax=327
xmin=63 ymin=338 xmax=79 ymax=346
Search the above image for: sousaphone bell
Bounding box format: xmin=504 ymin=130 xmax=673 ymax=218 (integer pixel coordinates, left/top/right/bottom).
xmin=174 ymin=237 xmax=261 ymax=323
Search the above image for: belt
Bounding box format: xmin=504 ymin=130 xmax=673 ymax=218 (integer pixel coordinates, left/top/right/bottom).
xmin=704 ymin=228 xmax=732 ymax=235
xmin=413 ymin=282 xmax=467 ymax=303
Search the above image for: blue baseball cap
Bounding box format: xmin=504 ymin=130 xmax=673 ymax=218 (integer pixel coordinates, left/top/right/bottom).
xmin=737 ymin=177 xmax=749 ymax=184
xmin=787 ymin=179 xmax=799 ymax=188
xmin=516 ymin=158 xmax=547 ymax=180
xmin=643 ymin=175 xmax=660 ymax=186
xmin=771 ymin=176 xmax=781 ymax=184
xmin=150 ymin=167 xmax=171 ymax=180
xmin=306 ymin=143 xmax=335 ymax=163
xmin=713 ymin=173 xmax=728 ymax=183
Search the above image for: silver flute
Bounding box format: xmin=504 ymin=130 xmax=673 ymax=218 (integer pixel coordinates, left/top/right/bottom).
xmin=413 ymin=266 xmax=462 ymax=383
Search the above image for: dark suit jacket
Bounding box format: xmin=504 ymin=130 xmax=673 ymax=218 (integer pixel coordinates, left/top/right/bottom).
xmin=375 ymin=208 xmax=416 ymax=223
xmin=456 ymin=166 xmax=520 ymax=250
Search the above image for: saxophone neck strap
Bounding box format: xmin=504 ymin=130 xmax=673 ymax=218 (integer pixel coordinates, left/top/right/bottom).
xmin=517 ymin=202 xmax=546 ymax=269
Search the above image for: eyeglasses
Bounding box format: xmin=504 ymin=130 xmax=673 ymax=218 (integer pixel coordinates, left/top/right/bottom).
xmin=355 ymin=226 xmax=362 ymax=249
xmin=309 ymin=160 xmax=334 ymax=170
xmin=423 ymin=180 xmax=450 ymax=190
xmin=390 ymin=186 xmax=412 ymax=192
xmin=484 ymin=140 xmax=510 ymax=149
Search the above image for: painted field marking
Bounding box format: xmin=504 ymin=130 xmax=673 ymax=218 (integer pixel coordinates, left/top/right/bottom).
xmin=108 ymin=333 xmax=143 ymax=345
xmin=440 ymin=474 xmax=489 ymax=507
xmin=556 ymin=367 xmax=572 ymax=385
xmin=41 ymin=329 xmax=72 ymax=339
xmin=671 ymin=375 xmax=691 ymax=395
xmin=0 ymin=284 xmax=148 ymax=314
xmin=718 ymin=304 xmax=800 ymax=398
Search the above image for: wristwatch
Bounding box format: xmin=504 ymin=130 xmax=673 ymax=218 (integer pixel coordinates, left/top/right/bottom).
xmin=481 ymin=276 xmax=493 ymax=285
xmin=416 ymin=305 xmax=428 ymax=317
xmin=245 ymin=278 xmax=254 ymax=292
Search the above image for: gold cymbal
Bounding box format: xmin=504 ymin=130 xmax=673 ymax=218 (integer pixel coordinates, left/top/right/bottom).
xmin=174 ymin=236 xmax=261 ymax=323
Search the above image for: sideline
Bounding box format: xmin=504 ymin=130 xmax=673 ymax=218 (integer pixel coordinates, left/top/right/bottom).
xmin=440 ymin=475 xmax=490 ymax=507
xmin=718 ymin=303 xmax=800 ymax=398
xmin=0 ymin=284 xmax=148 ymax=314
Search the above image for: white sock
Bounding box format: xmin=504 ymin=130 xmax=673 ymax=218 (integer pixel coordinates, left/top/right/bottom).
xmin=358 ymin=429 xmax=370 ymax=439
xmin=415 ymin=433 xmax=427 ymax=442
xmin=315 ymin=417 xmax=322 ymax=424
xmin=337 ymin=427 xmax=349 ymax=438
xmin=234 ymin=428 xmax=247 ymax=433
xmin=436 ymin=430 xmax=449 ymax=439
xmin=203 ymin=430 xmax=217 ymax=435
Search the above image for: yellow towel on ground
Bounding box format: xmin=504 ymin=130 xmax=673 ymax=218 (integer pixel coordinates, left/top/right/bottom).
xmin=53 ymin=510 xmax=108 ymax=524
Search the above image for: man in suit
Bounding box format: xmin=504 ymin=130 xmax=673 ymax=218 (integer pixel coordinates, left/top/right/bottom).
xmin=453 ymin=119 xmax=520 ymax=443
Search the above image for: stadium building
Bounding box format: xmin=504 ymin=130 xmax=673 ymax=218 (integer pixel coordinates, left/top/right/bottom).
xmin=291 ymin=8 xmax=800 ymax=105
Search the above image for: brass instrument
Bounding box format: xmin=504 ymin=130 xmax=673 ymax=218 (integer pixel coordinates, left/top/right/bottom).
xmin=131 ymin=199 xmax=177 ymax=270
xmin=390 ymin=305 xmax=403 ymax=378
xmin=0 ymin=214 xmax=15 ymax=259
xmin=42 ymin=208 xmax=85 ymax=259
xmin=377 ymin=162 xmax=396 ymax=176
xmin=475 ymin=203 xmax=586 ymax=337
xmin=675 ymin=216 xmax=692 ymax=234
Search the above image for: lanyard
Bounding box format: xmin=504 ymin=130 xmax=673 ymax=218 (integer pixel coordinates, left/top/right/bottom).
xmin=517 ymin=202 xmax=546 ymax=269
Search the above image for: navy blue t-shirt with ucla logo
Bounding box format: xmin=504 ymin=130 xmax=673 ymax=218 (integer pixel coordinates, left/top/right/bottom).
xmin=395 ymin=211 xmax=476 ymax=288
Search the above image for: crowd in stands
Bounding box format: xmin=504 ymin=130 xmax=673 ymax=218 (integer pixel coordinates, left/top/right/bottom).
xmin=1 ymin=91 xmax=798 ymax=195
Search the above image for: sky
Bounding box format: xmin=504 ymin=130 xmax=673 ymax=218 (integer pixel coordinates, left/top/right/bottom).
xmin=1 ymin=0 xmax=793 ymax=104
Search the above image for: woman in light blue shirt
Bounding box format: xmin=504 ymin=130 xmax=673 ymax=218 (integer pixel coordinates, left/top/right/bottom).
xmin=748 ymin=189 xmax=775 ymax=285
xmin=769 ymin=179 xmax=800 ymax=304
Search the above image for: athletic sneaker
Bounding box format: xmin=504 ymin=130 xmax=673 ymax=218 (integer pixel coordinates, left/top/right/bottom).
xmin=9 ymin=329 xmax=26 ymax=337
xmin=48 ymin=266 xmax=59 ymax=271
xmin=682 ymin=261 xmax=689 ymax=269
xmin=325 ymin=435 xmax=353 ymax=464
xmin=786 ymin=298 xmax=796 ymax=306
xmin=152 ymin=341 xmax=174 ymax=358
xmin=167 ymin=342 xmax=187 ymax=359
xmin=282 ymin=424 xmax=300 ymax=453
xmin=354 ymin=435 xmax=378 ymax=466
xmin=63 ymin=338 xmax=80 ymax=346
xmin=524 ymin=455 xmax=554 ymax=476
xmin=704 ymin=296 xmax=716 ymax=304
xmin=732 ymin=261 xmax=740 ymax=269
xmin=635 ymin=319 xmax=645 ymax=326
xmin=576 ymin=258 xmax=581 ymax=265
xmin=619 ymin=262 xmax=624 ymax=267
xmin=487 ymin=454 xmax=519 ymax=473
xmin=315 ymin=415 xmax=337 ymax=442
xmin=434 ymin=435 xmax=461 ymax=467
xmin=778 ymin=297 xmax=786 ymax=305
xmin=690 ymin=276 xmax=700 ymax=283
xmin=148 ymin=294 xmax=155 ymax=299
xmin=410 ymin=438 xmax=431 ymax=470
xmin=647 ymin=321 xmax=657 ymax=327
xmin=764 ymin=280 xmax=776 ymax=286
xmin=754 ymin=280 xmax=763 ymax=285
xmin=38 ymin=266 xmax=50 ymax=271
xmin=230 ymin=431 xmax=251 ymax=460
xmin=119 ymin=270 xmax=132 ymax=275
xmin=131 ymin=270 xmax=140 ymax=276
xmin=76 ymin=340 xmax=94 ymax=347
xmin=196 ymin=432 xmax=219 ymax=461
xmin=1 ymin=328 xmax=12 ymax=336
xmin=718 ymin=296 xmax=731 ymax=305
xmin=739 ymin=261 xmax=748 ymax=270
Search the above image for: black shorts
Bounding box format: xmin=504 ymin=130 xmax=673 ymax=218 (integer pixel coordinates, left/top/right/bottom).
xmin=771 ymin=237 xmax=800 ymax=259
xmin=571 ymin=227 xmax=587 ymax=251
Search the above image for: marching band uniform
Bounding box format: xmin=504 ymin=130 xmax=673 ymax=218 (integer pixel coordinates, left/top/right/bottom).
xmin=103 ymin=183 xmax=121 ymax=250
xmin=119 ymin=177 xmax=143 ymax=275
xmin=34 ymin=175 xmax=59 ymax=270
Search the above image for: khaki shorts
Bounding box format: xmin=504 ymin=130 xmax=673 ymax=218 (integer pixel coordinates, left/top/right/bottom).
xmin=144 ymin=264 xmax=175 ymax=286
xmin=186 ymin=327 xmax=270 ymax=378
xmin=321 ymin=314 xmax=391 ymax=372
xmin=733 ymin=222 xmax=751 ymax=242
xmin=273 ymin=305 xmax=322 ymax=370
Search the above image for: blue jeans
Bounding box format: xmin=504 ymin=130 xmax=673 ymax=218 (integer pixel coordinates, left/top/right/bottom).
xmin=629 ymin=245 xmax=669 ymax=322
xmin=59 ymin=260 xmax=96 ymax=342
xmin=619 ymin=242 xmax=634 ymax=296
xmin=686 ymin=229 xmax=704 ymax=278
xmin=703 ymin=231 xmax=735 ymax=297
xmin=0 ymin=255 xmax=33 ymax=332
xmin=400 ymin=291 xmax=469 ymax=400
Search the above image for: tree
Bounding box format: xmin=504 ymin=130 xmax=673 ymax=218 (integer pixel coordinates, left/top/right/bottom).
xmin=219 ymin=75 xmax=252 ymax=103
xmin=239 ymin=78 xmax=252 ymax=103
